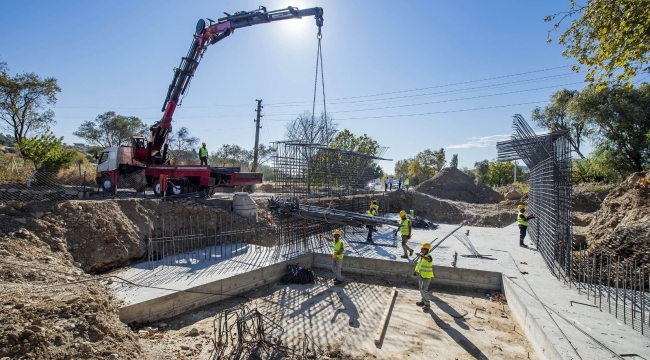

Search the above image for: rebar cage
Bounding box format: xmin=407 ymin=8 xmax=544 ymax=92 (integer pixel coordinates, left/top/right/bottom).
xmin=497 ymin=114 xmax=573 ymax=280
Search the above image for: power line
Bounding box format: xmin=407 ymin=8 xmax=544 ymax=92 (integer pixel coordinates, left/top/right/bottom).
xmin=296 ymin=82 xmax=583 ymax=115
xmin=54 ymin=65 xmax=577 ymax=110
xmin=265 ymin=100 xmax=548 ymax=122
xmin=264 ymin=65 xmax=576 ymax=105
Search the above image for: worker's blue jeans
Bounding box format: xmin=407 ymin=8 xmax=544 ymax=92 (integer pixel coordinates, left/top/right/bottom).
xmin=519 ymin=225 xmax=527 ymax=245
xmin=419 ymin=277 xmax=431 ymax=306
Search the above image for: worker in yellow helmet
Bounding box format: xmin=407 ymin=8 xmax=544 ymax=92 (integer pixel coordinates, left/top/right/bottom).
xmin=396 ymin=210 xmax=414 ymax=259
xmin=517 ymin=205 xmax=535 ymax=247
xmin=320 ymin=230 xmax=345 ymax=285
xmin=199 ymin=142 xmax=208 ymax=166
xmin=414 ymin=243 xmax=434 ymax=310
xmin=366 ymin=206 xmax=376 ymax=244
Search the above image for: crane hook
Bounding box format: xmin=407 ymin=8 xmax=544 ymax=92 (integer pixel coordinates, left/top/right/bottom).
xmin=317 ymin=26 xmax=322 ymax=39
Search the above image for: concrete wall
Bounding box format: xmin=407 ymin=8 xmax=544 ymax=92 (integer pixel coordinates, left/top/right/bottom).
xmin=502 ymin=275 xmax=562 ymax=360
xmin=312 ymin=253 xmax=502 ymax=290
xmin=119 ymin=254 xmax=312 ymax=324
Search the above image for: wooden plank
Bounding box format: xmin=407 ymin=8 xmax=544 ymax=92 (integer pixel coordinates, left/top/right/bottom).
xmin=374 ymin=287 xmax=398 ymax=345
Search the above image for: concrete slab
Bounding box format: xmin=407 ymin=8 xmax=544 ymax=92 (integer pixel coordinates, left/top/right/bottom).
xmin=136 ymin=275 xmax=537 ymax=360
xmin=314 ymin=216 xmax=650 ymax=359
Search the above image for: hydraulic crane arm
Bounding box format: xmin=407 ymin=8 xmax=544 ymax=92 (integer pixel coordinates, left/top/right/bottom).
xmin=146 ymin=6 xmax=324 ymax=164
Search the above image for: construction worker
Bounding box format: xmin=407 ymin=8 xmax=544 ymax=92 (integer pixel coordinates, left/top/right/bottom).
xmin=517 ymin=205 xmax=535 ymax=247
xmin=405 ymin=177 xmax=410 ymax=192
xmin=414 ymin=243 xmax=434 ymax=310
xmin=370 ymin=199 xmax=379 ymax=213
xmin=366 ymin=206 xmax=376 ymax=244
xmin=199 ymin=142 xmax=209 ymax=166
xmin=397 ymin=210 xmax=414 ymax=259
xmin=320 ymin=230 xmax=345 ymax=285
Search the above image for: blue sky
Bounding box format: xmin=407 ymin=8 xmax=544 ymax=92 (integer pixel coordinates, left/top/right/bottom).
xmin=0 ymin=0 xmax=607 ymax=170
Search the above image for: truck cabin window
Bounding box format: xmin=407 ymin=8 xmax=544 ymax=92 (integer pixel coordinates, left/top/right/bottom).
xmin=98 ymin=152 xmax=109 ymax=164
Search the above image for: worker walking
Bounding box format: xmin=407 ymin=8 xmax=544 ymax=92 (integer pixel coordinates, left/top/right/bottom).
xmin=320 ymin=230 xmax=345 ymax=285
xmin=397 ymin=177 xmax=402 ymax=190
xmin=384 ymin=178 xmax=389 ymax=192
xmin=414 ymin=243 xmax=434 ymax=310
xmin=397 ymin=210 xmax=414 ymax=259
xmin=389 ymin=176 xmax=394 ymax=191
xmin=366 ymin=206 xmax=376 ymax=244
xmin=199 ymin=142 xmax=209 ymax=166
xmin=517 ymin=205 xmax=535 ymax=247
xmin=405 ymin=177 xmax=410 ymax=192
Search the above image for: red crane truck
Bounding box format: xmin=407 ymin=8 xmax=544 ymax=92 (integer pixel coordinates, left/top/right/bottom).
xmin=96 ymin=5 xmax=324 ymax=197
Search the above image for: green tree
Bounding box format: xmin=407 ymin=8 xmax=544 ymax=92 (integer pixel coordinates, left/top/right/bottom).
xmin=394 ymin=158 xmax=411 ymax=180
xmin=546 ymin=0 xmax=650 ymax=84
xmin=474 ymin=160 xmax=490 ymax=184
xmin=450 ymin=154 xmax=458 ymax=168
xmin=487 ymin=161 xmax=514 ymax=187
xmin=210 ymin=144 xmax=253 ymax=169
xmin=570 ymin=83 xmax=650 ymax=173
xmin=531 ymin=89 xmax=590 ymax=158
xmin=74 ymin=111 xmax=148 ymax=148
xmin=17 ymin=131 xmax=76 ymax=170
xmin=0 ymin=61 xmax=59 ymax=144
xmin=330 ymin=129 xmax=381 ymax=155
xmin=432 ymin=148 xmax=446 ymax=171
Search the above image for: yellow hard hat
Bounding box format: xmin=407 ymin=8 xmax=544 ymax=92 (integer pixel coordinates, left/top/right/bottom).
xmin=518 ymin=205 xmax=525 ymax=209
xmin=202 ymin=142 xmax=206 ymax=146
xmin=422 ymin=243 xmax=431 ymax=250
xmin=333 ymin=230 xmax=341 ymax=235
xmin=399 ymin=210 xmax=406 ymax=217
xmin=372 ymin=199 xmax=377 ymax=204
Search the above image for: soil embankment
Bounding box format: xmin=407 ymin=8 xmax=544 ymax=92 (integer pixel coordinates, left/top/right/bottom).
xmin=0 ymin=198 xmax=240 ymax=273
xmin=414 ymin=167 xmax=503 ymax=204
xmin=587 ymin=172 xmax=650 ymax=265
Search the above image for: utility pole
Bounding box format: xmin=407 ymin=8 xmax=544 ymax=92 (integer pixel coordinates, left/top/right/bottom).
xmin=252 ymin=99 xmax=263 ymax=172
xmin=514 ymin=160 xmax=517 ymax=182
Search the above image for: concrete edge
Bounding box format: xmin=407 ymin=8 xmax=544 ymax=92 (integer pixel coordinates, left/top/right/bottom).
xmin=502 ymin=275 xmax=563 ymax=360
xmin=313 ymin=253 xmax=502 ymax=290
xmin=119 ymin=254 xmax=312 ymax=324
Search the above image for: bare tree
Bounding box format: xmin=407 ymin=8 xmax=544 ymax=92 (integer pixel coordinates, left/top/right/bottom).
xmin=167 ymin=127 xmax=198 ymax=164
xmin=283 ymin=111 xmax=338 ymax=193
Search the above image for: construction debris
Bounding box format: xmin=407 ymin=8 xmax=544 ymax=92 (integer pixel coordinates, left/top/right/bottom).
xmin=211 ymin=304 xmax=322 ymax=359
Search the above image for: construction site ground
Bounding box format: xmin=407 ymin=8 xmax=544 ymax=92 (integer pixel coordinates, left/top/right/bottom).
xmin=111 ymin=214 xmax=650 ymax=359
xmin=135 ymin=273 xmax=535 ymax=360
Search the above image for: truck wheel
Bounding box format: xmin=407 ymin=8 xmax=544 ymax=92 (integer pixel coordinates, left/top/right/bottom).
xmin=101 ymin=174 xmax=115 ymax=194
xmin=168 ymin=183 xmax=183 ymax=196
xmin=153 ymin=179 xmax=163 ymax=197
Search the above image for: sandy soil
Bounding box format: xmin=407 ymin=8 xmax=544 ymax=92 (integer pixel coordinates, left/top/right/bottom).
xmin=133 ymin=272 xmax=536 ymax=360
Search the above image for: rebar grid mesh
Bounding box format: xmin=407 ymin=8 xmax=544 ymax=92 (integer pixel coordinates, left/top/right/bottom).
xmin=272 ymin=141 xmax=386 ymax=200
xmin=497 ymin=114 xmax=573 ymax=281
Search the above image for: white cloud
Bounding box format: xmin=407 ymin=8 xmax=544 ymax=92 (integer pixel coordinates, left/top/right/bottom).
xmin=446 ymin=134 xmax=512 ymax=149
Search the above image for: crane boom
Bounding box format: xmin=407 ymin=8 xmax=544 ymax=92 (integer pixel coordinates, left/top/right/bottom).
xmin=144 ymin=6 xmax=324 ymax=165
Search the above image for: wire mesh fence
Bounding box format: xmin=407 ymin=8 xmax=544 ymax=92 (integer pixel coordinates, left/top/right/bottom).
xmin=0 ymin=157 xmax=152 ymax=204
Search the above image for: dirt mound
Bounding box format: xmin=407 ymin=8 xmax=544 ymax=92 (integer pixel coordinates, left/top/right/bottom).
xmin=573 ymin=183 xmax=612 ymax=212
xmin=387 ymin=191 xmax=518 ymax=227
xmin=587 ymin=172 xmax=650 ymax=263
xmin=414 ymin=167 xmax=503 ymax=204
xmin=0 ymin=198 xmax=234 ymax=273
xmin=0 ymin=229 xmax=141 ymax=359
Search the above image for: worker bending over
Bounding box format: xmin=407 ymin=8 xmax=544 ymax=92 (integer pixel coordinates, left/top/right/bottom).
xmin=517 ymin=205 xmax=535 ymax=247
xmin=414 ymin=243 xmax=434 ymax=310
xmin=320 ymin=230 xmax=345 ymax=285
xmin=366 ymin=206 xmax=376 ymax=244
xmin=398 ymin=210 xmax=414 ymax=259
xmin=199 ymin=142 xmax=209 ymax=165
